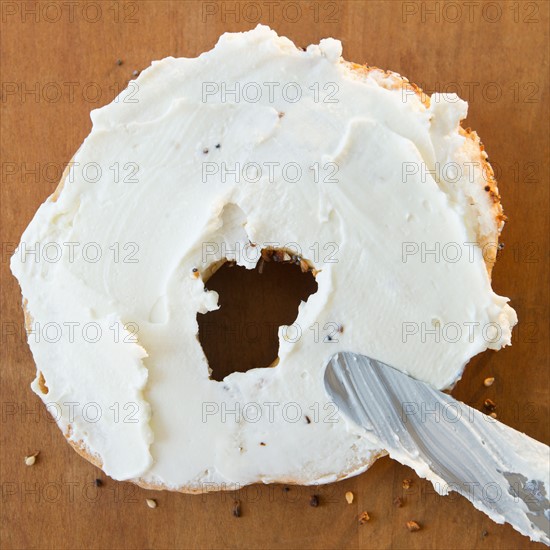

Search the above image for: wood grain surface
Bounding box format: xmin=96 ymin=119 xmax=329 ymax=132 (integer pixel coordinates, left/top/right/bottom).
xmin=1 ymin=1 xmax=548 ymax=549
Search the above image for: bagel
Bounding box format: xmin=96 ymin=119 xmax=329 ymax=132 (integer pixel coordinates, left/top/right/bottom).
xmin=11 ymin=25 xmax=517 ymax=492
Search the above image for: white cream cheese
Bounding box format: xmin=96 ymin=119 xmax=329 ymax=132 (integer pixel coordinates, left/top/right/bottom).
xmin=11 ymin=25 xmax=517 ymax=489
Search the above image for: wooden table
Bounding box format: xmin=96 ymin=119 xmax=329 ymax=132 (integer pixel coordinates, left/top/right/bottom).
xmin=1 ymin=1 xmax=548 ymax=548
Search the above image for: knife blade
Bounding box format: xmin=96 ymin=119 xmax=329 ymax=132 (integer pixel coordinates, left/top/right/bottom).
xmin=324 ymin=351 xmax=550 ymax=545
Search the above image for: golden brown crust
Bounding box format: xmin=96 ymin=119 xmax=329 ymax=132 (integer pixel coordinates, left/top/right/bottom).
xmin=458 ymin=127 xmax=505 ymax=277
xmin=343 ymin=61 xmax=504 ymax=278
xmin=20 ymin=60 xmax=505 ymax=493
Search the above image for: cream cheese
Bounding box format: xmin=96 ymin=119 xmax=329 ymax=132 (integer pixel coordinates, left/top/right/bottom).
xmin=11 ymin=25 xmax=517 ymax=489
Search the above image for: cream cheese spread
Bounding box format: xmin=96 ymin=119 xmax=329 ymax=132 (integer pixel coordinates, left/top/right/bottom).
xmin=11 ymin=25 xmax=517 ymax=490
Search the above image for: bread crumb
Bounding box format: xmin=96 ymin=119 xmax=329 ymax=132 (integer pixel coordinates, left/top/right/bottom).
xmin=358 ymin=511 xmax=370 ymax=524
xmin=406 ymin=521 xmax=421 ymax=532
xmin=393 ymin=497 xmax=403 ymax=507
xmin=402 ymin=479 xmax=412 ymax=490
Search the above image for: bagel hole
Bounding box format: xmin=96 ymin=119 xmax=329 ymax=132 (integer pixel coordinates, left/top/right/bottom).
xmin=198 ymin=249 xmax=318 ymax=381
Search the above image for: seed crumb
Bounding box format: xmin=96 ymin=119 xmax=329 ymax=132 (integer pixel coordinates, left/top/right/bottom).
xmin=116 ymin=59 xmax=123 ymax=66
xmin=132 ymin=69 xmax=140 ymax=77
xmin=146 ymin=498 xmax=157 ymax=509
xmin=393 ymin=497 xmax=403 ymax=507
xmin=402 ymin=479 xmax=412 ymax=490
xmin=482 ymin=529 xmax=489 ymax=537
xmin=24 ymin=452 xmax=39 ymax=466
xmin=283 ymin=486 xmax=290 ymax=493
xmin=260 ymin=442 xmax=266 ymax=446
xmin=345 ymin=491 xmax=354 ymax=504
xmin=305 ymin=415 xmax=311 ymax=424
xmin=309 ymin=494 xmax=319 ymax=507
xmin=406 ymin=520 xmax=421 ymax=532
xmin=94 ymin=478 xmax=103 ymax=487
xmin=484 ymin=398 xmax=497 ymax=412
xmin=233 ymin=500 xmax=241 ymax=517
xmin=484 ymin=377 xmax=495 ymax=387
xmin=358 ymin=511 xmax=370 ymax=524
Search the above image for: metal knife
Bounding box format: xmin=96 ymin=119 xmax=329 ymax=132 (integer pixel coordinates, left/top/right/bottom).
xmin=324 ymin=352 xmax=550 ymax=545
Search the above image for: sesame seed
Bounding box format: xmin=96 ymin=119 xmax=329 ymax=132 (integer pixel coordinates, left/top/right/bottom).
xmin=233 ymin=500 xmax=241 ymax=517
xmin=24 ymin=452 xmax=39 ymax=466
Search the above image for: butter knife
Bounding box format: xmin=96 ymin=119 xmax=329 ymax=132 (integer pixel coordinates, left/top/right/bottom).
xmin=324 ymin=352 xmax=550 ymax=545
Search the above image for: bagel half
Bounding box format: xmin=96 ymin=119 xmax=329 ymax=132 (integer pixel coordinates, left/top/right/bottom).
xmin=13 ymin=26 xmax=516 ymax=492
